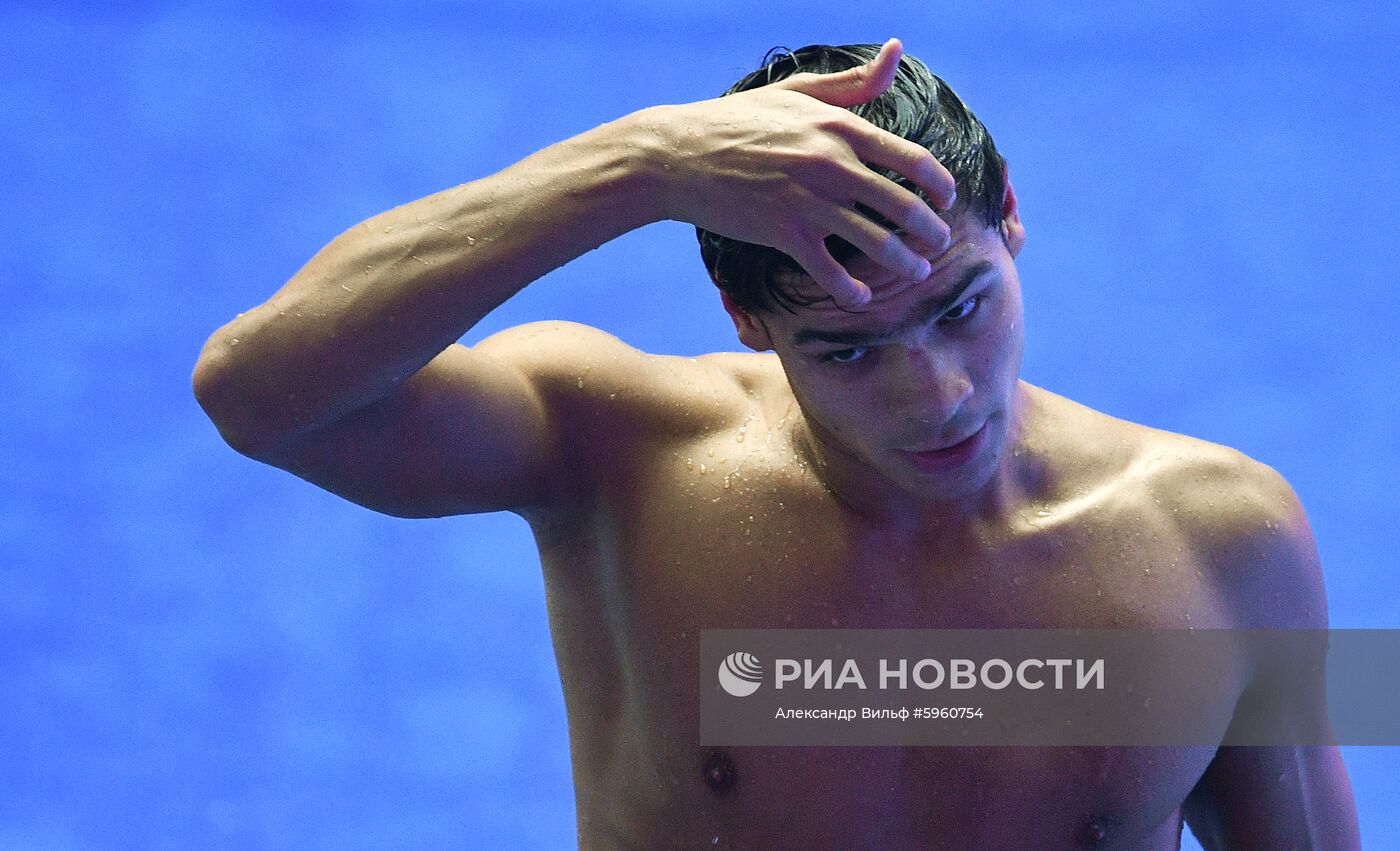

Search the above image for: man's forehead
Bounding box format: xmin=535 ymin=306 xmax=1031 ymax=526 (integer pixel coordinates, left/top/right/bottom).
xmin=774 ymin=257 xmax=997 ymax=350
xmin=773 ymin=239 xmax=987 ymax=317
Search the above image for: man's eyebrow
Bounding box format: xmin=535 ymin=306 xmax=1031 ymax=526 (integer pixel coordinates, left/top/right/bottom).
xmin=791 ymin=261 xmax=996 ymax=347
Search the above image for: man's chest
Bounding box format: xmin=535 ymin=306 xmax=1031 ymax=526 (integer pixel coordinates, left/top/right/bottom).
xmin=540 ymin=443 xmax=1239 ymax=849
xmin=592 ymin=449 xmax=1231 ymax=636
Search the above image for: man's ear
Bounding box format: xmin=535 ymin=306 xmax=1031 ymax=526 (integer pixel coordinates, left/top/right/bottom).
xmin=719 ymin=290 xmax=775 ymax=351
xmin=1001 ymin=164 xmax=1025 ymax=259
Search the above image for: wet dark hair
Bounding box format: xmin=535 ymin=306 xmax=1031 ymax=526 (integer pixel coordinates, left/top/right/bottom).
xmin=696 ymin=43 xmax=1007 ymax=314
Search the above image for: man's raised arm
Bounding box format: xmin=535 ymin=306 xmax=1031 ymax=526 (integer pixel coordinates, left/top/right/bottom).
xmin=190 ymin=39 xmax=956 ymax=520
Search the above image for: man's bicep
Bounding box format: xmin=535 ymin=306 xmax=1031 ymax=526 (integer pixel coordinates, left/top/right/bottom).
xmin=259 ymin=320 xmax=721 ymax=519
xmin=1184 ymin=744 xmax=1359 ymax=850
xmin=262 ymin=340 xmax=568 ymax=519
xmin=1184 ymin=457 xmax=1360 ymax=848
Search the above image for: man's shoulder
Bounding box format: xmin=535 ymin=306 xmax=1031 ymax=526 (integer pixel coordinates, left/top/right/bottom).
xmin=1029 ymin=384 xmax=1297 ymax=519
xmin=473 ymin=320 xmax=772 ymax=436
xmin=1041 ymin=389 xmax=1322 ymax=628
xmin=1121 ymin=418 xmax=1300 ymax=540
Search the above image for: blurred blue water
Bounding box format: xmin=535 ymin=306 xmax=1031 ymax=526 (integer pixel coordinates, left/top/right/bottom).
xmin=2 ymin=2 xmax=1397 ymax=848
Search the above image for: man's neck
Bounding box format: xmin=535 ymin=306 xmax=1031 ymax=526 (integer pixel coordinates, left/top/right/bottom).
xmin=789 ymin=382 xmax=1038 ymax=537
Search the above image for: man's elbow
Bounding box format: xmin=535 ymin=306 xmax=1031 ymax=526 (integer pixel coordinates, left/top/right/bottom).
xmin=191 ymin=337 xmax=290 ymax=460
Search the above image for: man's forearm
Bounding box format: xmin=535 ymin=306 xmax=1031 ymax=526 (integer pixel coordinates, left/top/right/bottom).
xmin=193 ymin=44 xmax=959 ymax=457
xmin=192 ymin=110 xmax=664 ymax=454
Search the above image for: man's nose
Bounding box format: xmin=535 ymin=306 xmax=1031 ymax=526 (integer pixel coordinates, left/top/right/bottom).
xmin=884 ymin=344 xmax=972 ymax=422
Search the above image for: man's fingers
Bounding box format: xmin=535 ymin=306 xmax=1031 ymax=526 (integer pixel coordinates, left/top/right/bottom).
xmin=785 ymin=237 xmax=871 ymax=307
xmin=767 ymin=38 xmax=957 ymax=211
xmin=845 ymin=173 xmax=953 ymax=250
xmin=847 ymin=125 xmax=958 ymax=211
xmin=772 ymin=38 xmax=903 ymax=108
xmin=815 ymin=207 xmax=931 ymax=283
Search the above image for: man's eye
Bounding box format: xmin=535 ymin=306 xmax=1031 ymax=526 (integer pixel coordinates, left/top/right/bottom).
xmin=939 ymin=295 xmax=982 ymax=323
xmin=822 ymin=346 xmax=871 ymax=364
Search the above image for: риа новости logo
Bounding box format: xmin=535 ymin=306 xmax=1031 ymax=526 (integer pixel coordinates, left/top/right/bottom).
xmin=718 ymin=651 xmax=763 ymax=697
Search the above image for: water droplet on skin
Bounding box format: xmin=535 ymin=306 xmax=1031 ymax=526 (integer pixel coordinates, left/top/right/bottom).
xmin=1036 ymin=509 xmax=1050 ymax=517
xmin=1142 ymin=568 xmax=1152 ymax=576
xmin=576 ymin=377 xmax=584 ymax=388
xmin=1086 ymin=820 xmax=1107 ymax=843
xmin=699 ymin=463 xmax=707 ymax=474
xmin=229 ymin=338 xmax=240 ymax=346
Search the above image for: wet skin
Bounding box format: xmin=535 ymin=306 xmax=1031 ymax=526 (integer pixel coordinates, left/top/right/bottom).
xmin=535 ymin=364 xmax=1255 ymax=850
xmin=195 ymin=43 xmax=1355 ymax=846
xmin=512 ymin=220 xmax=1314 ymax=849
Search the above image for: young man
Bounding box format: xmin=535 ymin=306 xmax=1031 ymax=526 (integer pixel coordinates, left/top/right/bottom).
xmin=193 ymin=39 xmax=1359 ymax=850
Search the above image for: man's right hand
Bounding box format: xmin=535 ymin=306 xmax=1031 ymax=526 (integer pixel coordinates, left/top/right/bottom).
xmin=642 ymin=38 xmax=958 ymax=307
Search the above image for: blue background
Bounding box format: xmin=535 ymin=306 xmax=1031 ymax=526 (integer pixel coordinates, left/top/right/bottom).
xmin=3 ymin=2 xmax=1397 ymax=848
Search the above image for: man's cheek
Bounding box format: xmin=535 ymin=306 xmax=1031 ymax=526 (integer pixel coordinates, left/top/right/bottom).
xmin=832 ymin=407 xmax=882 ymax=446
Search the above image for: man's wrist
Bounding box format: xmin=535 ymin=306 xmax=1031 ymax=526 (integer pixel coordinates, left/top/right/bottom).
xmin=602 ymin=104 xmax=680 ymax=226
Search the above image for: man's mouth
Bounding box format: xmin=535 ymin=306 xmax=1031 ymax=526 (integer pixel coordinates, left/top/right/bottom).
xmin=898 ymin=422 xmax=988 ymax=473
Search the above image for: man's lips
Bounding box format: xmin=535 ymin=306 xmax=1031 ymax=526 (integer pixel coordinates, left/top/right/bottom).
xmin=898 ymin=422 xmax=989 ymax=472
xmin=902 ymin=424 xmax=983 ymax=454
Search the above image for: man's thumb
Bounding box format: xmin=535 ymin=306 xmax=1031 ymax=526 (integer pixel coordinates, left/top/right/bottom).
xmin=770 ymin=38 xmax=903 ymax=108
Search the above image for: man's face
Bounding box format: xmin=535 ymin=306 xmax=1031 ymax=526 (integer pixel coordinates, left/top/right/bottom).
xmin=751 ymin=216 xmax=1025 ymax=503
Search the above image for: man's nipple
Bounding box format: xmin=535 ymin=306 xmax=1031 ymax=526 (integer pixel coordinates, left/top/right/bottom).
xmin=1084 ymin=818 xmax=1109 ymax=845
xmin=702 ymin=748 xmax=738 ymax=796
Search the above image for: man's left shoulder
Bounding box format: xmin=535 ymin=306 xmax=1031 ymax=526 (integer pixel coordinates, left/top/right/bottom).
xmin=1129 ymin=428 xmax=1301 ymax=533
xmin=1128 ymin=427 xmax=1326 ymax=629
